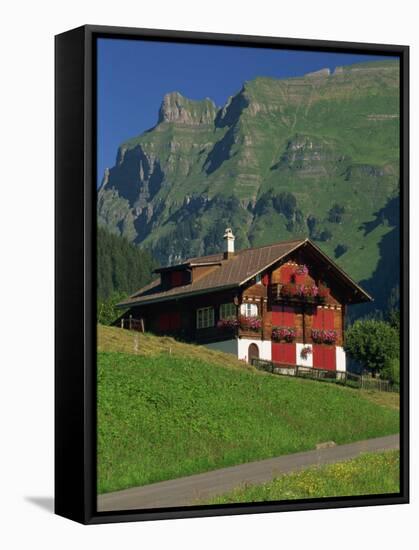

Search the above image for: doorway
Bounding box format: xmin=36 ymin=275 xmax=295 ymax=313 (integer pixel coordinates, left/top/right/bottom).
xmin=248 ymin=343 xmax=259 ymax=364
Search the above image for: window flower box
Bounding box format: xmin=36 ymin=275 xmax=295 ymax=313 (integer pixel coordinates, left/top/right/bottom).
xmin=272 ymin=326 xmax=297 ymax=342
xmin=296 ymin=283 xmax=319 ymax=300
xmin=239 ymin=315 xmax=262 ymax=331
xmin=217 ymin=317 xmax=239 ymax=330
xmin=280 ymin=283 xmax=298 ymax=298
xmin=311 ymin=328 xmax=338 ymax=344
xmin=281 ymin=282 xmax=329 ymax=303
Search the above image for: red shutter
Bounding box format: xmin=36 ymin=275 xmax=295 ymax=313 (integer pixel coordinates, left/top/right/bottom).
xmin=272 ymin=305 xmax=295 ymax=326
xmin=312 ymin=344 xmax=324 ymax=368
xmin=323 ymin=309 xmax=334 ymax=330
xmin=272 ymin=305 xmax=283 ymax=326
xmin=312 ymin=308 xmax=336 ymax=370
xmin=313 ymin=346 xmax=336 ymax=371
xmin=272 ymin=342 xmax=296 ymax=365
xmin=312 ymin=307 xmax=324 ymax=329
xmin=272 ymin=342 xmax=281 ymax=363
xmin=282 ymin=306 xmax=295 ymax=326
xmin=282 ymin=343 xmax=296 ymax=364
xmin=313 ymin=308 xmax=334 ymax=330
xmin=323 ymin=347 xmax=336 ymax=370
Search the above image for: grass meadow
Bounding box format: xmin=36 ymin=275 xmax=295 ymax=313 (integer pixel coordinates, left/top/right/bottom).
xmin=97 ymin=327 xmax=399 ymax=494
xmin=203 ymin=450 xmax=400 ymax=504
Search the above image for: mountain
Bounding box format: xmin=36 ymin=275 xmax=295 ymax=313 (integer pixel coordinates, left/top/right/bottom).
xmin=97 ymin=60 xmax=400 ymax=315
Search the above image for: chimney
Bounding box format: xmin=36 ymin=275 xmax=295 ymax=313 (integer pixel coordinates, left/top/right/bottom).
xmin=223 ymin=227 xmax=235 ymax=259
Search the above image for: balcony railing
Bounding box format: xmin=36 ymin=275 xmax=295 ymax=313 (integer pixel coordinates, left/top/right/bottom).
xmin=270 ymin=283 xmax=329 ymax=304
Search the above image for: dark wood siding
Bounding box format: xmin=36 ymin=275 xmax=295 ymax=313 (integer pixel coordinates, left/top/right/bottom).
xmin=123 ymin=247 xmax=350 ymax=354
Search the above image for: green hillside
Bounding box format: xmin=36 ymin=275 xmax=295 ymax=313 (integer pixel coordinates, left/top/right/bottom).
xmin=97 ymin=325 xmax=399 ymax=494
xmin=98 ymin=60 xmax=400 ymax=316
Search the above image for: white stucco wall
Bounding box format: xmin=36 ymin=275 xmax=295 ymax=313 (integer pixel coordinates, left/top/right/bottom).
xmin=336 ymin=346 xmax=346 ymax=372
xmin=296 ymin=343 xmax=313 ymax=367
xmin=237 ymin=338 xmax=272 ymax=362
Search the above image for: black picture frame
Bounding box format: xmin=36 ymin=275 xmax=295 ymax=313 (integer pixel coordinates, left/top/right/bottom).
xmin=55 ymin=24 xmax=409 ymax=525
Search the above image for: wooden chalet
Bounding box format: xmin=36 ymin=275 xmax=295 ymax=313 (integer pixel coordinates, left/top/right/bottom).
xmin=117 ymin=229 xmax=372 ymax=371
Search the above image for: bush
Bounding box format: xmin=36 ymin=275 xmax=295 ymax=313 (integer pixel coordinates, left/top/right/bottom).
xmin=272 ymin=192 xmax=297 ymax=219
xmin=306 ymin=215 xmax=317 ymax=236
xmin=335 ymin=243 xmax=349 ymax=258
xmin=318 ymin=229 xmax=332 ymax=242
xmin=328 ymin=203 xmax=345 ymax=223
xmin=344 ymin=319 xmax=399 ymax=377
xmin=381 ymin=356 xmax=400 ymax=385
xmin=97 ymin=291 xmax=128 ymax=326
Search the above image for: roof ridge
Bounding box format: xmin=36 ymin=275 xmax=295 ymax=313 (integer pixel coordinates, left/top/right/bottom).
xmin=235 ymin=238 xmax=307 ymax=256
xmin=160 ymin=238 xmax=307 ymax=269
xmin=117 ymin=237 xmax=371 ymax=308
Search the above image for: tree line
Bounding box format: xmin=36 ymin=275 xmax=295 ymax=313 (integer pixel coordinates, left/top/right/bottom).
xmin=97 ymin=225 xmax=156 ymax=324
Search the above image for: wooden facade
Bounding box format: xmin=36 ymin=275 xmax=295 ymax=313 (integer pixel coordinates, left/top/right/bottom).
xmin=118 ymin=238 xmax=371 ymax=371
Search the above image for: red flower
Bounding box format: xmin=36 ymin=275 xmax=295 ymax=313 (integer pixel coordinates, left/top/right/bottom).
xmin=239 ymin=316 xmax=262 ymax=330
xmin=217 ymin=317 xmax=239 ymax=329
xmin=272 ymin=326 xmax=297 ymax=342
xmin=318 ymin=283 xmax=330 ymax=298
xmin=311 ymin=328 xmax=337 ymax=344
xmin=281 ymin=283 xmax=297 ymax=297
xmin=300 ymin=346 xmax=312 ymax=360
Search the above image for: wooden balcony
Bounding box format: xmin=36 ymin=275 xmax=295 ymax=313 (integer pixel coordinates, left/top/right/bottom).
xmin=270 ymin=283 xmax=327 ymax=305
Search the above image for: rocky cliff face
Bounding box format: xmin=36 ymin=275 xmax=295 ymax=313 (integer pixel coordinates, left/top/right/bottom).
xmin=158 ymin=92 xmax=217 ymax=125
xmin=98 ymin=60 xmax=400 ymax=315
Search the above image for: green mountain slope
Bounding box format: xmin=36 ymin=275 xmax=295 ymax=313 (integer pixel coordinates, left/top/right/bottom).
xmin=98 ymin=60 xmax=400 ymax=314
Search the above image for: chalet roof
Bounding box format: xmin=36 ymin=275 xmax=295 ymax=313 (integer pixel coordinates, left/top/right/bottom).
xmin=117 ymin=238 xmax=372 ymax=308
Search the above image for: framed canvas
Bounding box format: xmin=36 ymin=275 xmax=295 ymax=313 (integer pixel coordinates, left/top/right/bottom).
xmin=55 ymin=25 xmax=409 ymax=524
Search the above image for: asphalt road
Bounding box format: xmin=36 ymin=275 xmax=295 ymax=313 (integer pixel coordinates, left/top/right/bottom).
xmin=97 ymin=433 xmax=399 ymax=512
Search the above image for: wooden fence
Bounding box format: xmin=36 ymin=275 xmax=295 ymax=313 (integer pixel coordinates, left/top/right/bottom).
xmin=120 ymin=317 xmax=144 ymax=332
xmin=251 ymin=358 xmax=397 ymax=392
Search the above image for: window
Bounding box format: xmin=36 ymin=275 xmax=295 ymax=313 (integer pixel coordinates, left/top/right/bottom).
xmin=171 ymin=271 xmax=184 ymax=287
xmin=196 ymin=307 xmax=215 ymax=329
xmin=240 ymin=303 xmax=258 ymax=317
xmin=220 ymin=303 xmax=236 ymax=319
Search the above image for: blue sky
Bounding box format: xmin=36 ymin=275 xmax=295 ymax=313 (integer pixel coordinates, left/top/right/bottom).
xmin=97 ymin=38 xmax=392 ymax=186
